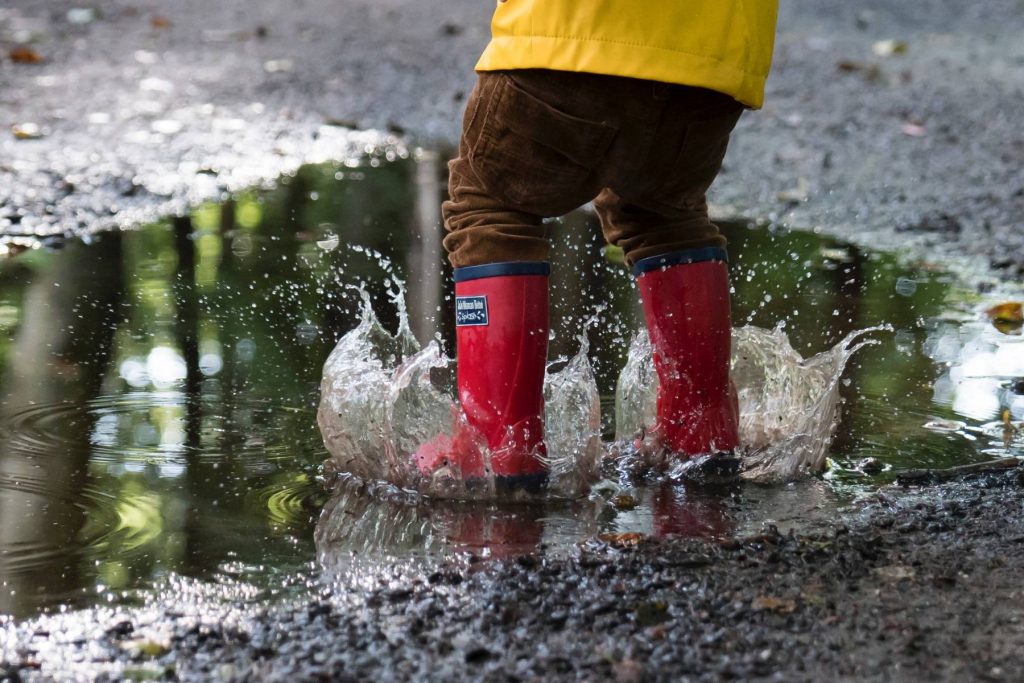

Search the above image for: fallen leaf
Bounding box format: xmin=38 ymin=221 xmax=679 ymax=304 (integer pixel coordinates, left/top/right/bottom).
xmin=986 ymin=302 xmax=1023 ymax=324
xmin=9 ymin=47 xmax=44 ymax=64
xmin=323 ymin=117 xmax=359 ymax=128
xmin=611 ymin=493 xmax=638 ymax=510
xmin=1003 ymin=410 xmax=1021 ymax=449
xmin=598 ymin=532 xmax=645 ymax=547
xmin=901 ymin=122 xmax=927 ymax=137
xmin=11 ymin=123 xmax=44 ymax=140
xmin=264 ymin=59 xmax=293 ymax=73
xmin=121 ymin=638 xmax=169 ymax=657
xmin=872 ymin=39 xmax=908 ymax=57
xmin=151 ymin=15 xmax=171 ymax=29
xmin=752 ymin=596 xmax=796 ymax=613
xmin=776 ymin=177 xmax=810 ymax=203
xmin=875 ymin=565 xmax=915 ymax=581
xmin=986 ymin=302 xmax=1023 ymax=334
xmin=836 ymin=59 xmax=888 ymax=83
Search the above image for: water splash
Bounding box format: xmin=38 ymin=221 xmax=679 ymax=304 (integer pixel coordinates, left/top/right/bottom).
xmin=734 ymin=325 xmax=888 ymax=480
xmin=542 ymin=323 xmax=603 ymax=498
xmin=316 ymin=287 xmax=419 ymax=485
xmin=319 ymin=288 xmax=888 ymax=497
xmin=317 ymin=288 xmax=602 ymax=500
xmin=615 ymin=324 xmax=890 ymax=482
xmin=613 ymin=331 xmax=658 ymax=446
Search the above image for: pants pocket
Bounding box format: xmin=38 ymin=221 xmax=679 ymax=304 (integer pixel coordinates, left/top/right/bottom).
xmin=653 ymin=107 xmax=742 ymax=207
xmin=469 ymin=73 xmax=617 ymax=216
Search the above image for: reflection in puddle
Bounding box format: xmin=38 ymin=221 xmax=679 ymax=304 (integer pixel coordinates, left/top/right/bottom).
xmin=314 ymin=473 xmax=843 ymax=574
xmin=314 ymin=477 xmax=726 ymax=568
xmin=0 ymin=151 xmax=1020 ymax=619
xmin=926 ymin=316 xmax=1024 ymax=453
xmin=316 ymin=477 xmax=558 ymax=565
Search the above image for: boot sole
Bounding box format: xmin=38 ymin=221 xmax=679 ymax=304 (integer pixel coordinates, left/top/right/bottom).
xmin=676 ymin=454 xmax=742 ymax=485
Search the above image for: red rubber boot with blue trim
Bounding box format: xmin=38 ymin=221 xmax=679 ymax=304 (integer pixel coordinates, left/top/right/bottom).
xmin=414 ymin=262 xmax=549 ymax=494
xmin=634 ymin=247 xmax=740 ymax=465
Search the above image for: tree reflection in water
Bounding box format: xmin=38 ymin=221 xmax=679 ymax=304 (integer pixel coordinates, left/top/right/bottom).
xmin=0 ymin=153 xmax=1017 ymax=619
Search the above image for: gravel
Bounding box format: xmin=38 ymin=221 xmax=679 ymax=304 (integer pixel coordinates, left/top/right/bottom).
xmin=4 ymin=466 xmax=1024 ymax=681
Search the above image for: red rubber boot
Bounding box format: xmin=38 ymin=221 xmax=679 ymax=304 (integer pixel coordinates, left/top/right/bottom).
xmin=414 ymin=262 xmax=549 ymax=493
xmin=634 ymin=248 xmax=739 ymax=458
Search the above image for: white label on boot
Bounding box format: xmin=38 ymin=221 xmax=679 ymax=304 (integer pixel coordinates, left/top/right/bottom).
xmin=455 ymin=296 xmax=489 ymax=326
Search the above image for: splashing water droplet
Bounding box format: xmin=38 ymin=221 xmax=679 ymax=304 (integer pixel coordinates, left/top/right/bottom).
xmin=614 ymin=323 xmax=892 ymax=482
xmin=319 ymin=285 xmax=890 ymax=497
xmin=318 ymin=286 xmax=605 ymax=500
xmin=542 ymin=319 xmax=603 ymax=497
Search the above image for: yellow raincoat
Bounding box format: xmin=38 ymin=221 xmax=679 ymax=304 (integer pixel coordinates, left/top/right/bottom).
xmin=476 ymin=0 xmax=778 ymax=108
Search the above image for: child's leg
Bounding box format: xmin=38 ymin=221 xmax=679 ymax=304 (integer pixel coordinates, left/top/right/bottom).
xmin=442 ymin=71 xmax=616 ymax=268
xmin=595 ymin=97 xmax=742 ymax=460
xmin=594 ymin=190 xmax=727 ymax=267
xmin=442 ymin=140 xmax=549 ymax=268
xmin=421 ymin=72 xmax=615 ymax=490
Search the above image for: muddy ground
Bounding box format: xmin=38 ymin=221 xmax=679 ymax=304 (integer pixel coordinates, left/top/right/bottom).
xmin=2 ymin=1 xmax=1024 ymax=681
xmin=1 ymin=0 xmax=1023 ymax=281
xmin=2 ymin=467 xmax=1023 ymax=682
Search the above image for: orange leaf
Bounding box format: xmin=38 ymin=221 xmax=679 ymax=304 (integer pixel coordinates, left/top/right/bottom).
xmin=11 ymin=123 xmax=44 ymax=140
xmin=151 ymin=15 xmax=172 ymax=29
xmin=986 ymin=302 xmax=1023 ymax=334
xmin=986 ymin=302 xmax=1023 ymax=324
xmin=611 ymin=494 xmax=638 ymax=510
xmin=9 ymin=47 xmax=44 ymax=64
xmin=598 ymin=532 xmax=645 ymax=547
xmin=752 ymin=596 xmax=796 ymax=613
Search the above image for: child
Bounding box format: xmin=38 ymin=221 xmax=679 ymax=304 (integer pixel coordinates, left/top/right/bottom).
xmin=417 ymin=1 xmax=779 ymax=491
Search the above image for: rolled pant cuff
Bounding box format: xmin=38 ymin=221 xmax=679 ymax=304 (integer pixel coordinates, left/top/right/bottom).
xmin=453 ymin=261 xmax=551 ymax=282
xmin=631 ymin=247 xmax=729 ymax=277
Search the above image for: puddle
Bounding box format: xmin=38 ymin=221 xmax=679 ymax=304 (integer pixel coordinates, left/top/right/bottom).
xmin=0 ymin=152 xmax=1021 ymax=619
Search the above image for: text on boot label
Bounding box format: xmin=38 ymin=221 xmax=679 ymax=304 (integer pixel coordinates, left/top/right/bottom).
xmin=455 ymin=296 xmax=489 ymax=326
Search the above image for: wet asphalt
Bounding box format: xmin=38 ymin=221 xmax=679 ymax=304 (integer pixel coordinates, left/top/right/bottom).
xmin=2 ymin=1 xmax=1024 ymax=680
xmin=1 ymin=0 xmax=1022 ymax=280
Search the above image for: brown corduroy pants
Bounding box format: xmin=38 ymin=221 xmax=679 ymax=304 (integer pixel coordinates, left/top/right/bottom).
xmin=442 ymin=69 xmax=744 ymax=269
